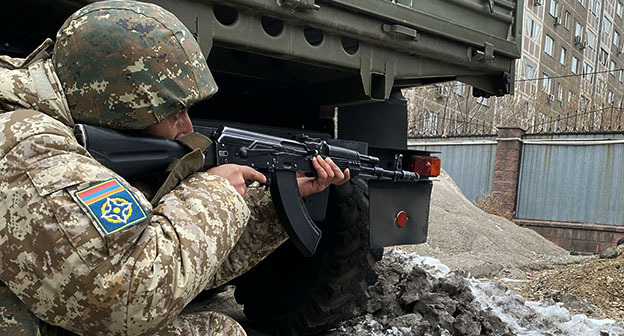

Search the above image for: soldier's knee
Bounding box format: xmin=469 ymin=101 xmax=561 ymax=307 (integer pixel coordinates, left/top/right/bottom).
xmin=157 ymin=311 xmax=246 ymax=336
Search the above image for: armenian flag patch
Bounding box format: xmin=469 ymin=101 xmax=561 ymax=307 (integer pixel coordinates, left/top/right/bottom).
xmin=74 ymin=178 xmax=148 ymax=234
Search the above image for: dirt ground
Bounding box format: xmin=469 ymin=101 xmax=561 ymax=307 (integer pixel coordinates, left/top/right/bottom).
xmin=520 ymin=244 xmax=624 ymax=321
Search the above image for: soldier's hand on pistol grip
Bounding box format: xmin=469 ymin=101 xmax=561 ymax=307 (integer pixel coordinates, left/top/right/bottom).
xmin=206 ymin=164 xmax=267 ymax=196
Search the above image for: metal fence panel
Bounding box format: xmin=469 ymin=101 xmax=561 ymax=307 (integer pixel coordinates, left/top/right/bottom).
xmin=409 ymin=136 xmax=497 ymax=202
xmin=516 ymin=134 xmax=624 ymax=226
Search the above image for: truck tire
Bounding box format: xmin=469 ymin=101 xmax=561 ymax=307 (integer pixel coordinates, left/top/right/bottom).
xmin=233 ymin=179 xmax=382 ymax=335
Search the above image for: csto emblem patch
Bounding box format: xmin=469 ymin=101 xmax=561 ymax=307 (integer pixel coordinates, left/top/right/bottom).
xmin=74 ymin=178 xmax=148 ymax=234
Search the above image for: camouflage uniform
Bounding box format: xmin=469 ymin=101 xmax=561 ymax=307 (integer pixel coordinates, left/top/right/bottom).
xmin=0 ymin=1 xmax=288 ymax=335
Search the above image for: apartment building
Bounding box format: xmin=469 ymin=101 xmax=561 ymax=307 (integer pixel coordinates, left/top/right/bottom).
xmin=408 ymin=0 xmax=624 ymax=136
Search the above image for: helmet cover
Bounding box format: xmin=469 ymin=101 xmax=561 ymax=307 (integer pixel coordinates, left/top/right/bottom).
xmin=53 ymin=0 xmax=217 ymax=129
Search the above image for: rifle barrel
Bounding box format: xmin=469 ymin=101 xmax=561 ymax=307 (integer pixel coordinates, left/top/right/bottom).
xmin=359 ymin=166 xmax=419 ymax=182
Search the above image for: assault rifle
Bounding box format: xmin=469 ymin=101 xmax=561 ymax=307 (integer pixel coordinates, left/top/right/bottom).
xmin=74 ymin=124 xmax=421 ymax=256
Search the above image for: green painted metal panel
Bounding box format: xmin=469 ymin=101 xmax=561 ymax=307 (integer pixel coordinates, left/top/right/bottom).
xmin=25 ymin=0 xmax=522 ymax=98
xmin=329 ymin=0 xmax=522 ymax=58
xmin=150 ymin=0 xmax=522 ymax=97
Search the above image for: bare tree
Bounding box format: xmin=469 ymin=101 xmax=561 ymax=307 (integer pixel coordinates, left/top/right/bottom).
xmin=405 ymin=79 xmax=624 ymax=137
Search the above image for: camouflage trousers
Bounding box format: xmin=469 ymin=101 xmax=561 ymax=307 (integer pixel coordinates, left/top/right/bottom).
xmin=0 ymin=289 xmax=245 ymax=336
xmin=0 ymin=185 xmax=287 ymax=336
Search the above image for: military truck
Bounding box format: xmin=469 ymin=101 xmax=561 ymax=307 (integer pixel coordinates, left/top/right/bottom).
xmin=2 ymin=0 xmax=522 ymax=334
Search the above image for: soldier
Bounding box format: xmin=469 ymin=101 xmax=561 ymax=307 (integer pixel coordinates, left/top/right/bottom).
xmin=0 ymin=1 xmax=348 ymax=335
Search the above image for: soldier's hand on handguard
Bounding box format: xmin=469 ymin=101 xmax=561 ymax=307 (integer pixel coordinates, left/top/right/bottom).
xmin=207 ymin=164 xmax=267 ymax=196
xmin=298 ymin=155 xmax=350 ymax=198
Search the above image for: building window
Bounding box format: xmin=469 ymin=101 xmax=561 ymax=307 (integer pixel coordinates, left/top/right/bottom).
xmin=575 ymin=22 xmax=583 ymax=38
xmin=608 ymin=91 xmax=615 ymax=104
xmin=564 ymin=11 xmax=571 ymax=29
xmin=615 ymin=30 xmax=621 ymax=47
xmin=600 ymin=48 xmax=608 ymax=66
xmin=476 ymin=97 xmax=489 ymax=106
xmin=604 ymin=17 xmax=612 ymax=35
xmin=587 ymin=30 xmax=597 ymax=49
xmin=544 ymin=35 xmax=554 ymax=56
xmin=524 ymin=59 xmax=537 ymax=79
xmin=455 ymin=82 xmax=465 ymax=96
xmin=618 ymin=1 xmax=623 ymax=17
xmin=557 ymin=82 xmax=563 ymax=101
xmin=610 ymin=60 xmax=617 ymax=75
xmin=591 ymin=0 xmax=600 ymax=14
xmin=527 ymin=16 xmax=541 ymax=40
xmin=620 ymin=69 xmax=623 ymax=82
xmin=571 ymin=56 xmax=579 ymax=74
xmin=542 ymin=73 xmax=551 ymax=92
xmin=549 ymin=0 xmax=558 ymax=16
xmin=579 ymin=0 xmax=585 ymax=6
xmin=560 ymin=47 xmax=566 ymax=65
xmin=568 ymin=90 xmax=574 ymax=103
xmin=584 ymin=63 xmax=593 ymax=81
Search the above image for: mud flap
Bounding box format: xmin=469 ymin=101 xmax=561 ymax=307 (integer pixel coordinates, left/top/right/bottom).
xmin=369 ymin=180 xmax=432 ymax=249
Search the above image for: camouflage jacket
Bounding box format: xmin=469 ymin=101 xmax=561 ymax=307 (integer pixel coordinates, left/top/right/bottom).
xmin=0 ymin=40 xmax=252 ymax=335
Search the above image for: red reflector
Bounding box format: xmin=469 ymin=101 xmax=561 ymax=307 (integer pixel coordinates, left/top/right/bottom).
xmin=395 ymin=211 xmax=408 ymax=227
xmin=412 ymin=156 xmax=441 ymax=177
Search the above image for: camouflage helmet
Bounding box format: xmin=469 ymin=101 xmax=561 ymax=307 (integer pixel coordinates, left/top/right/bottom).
xmin=53 ymin=0 xmax=217 ymax=130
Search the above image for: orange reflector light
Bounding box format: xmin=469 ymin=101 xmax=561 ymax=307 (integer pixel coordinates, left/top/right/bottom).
xmin=395 ymin=211 xmax=408 ymax=227
xmin=412 ymin=156 xmax=441 ymax=177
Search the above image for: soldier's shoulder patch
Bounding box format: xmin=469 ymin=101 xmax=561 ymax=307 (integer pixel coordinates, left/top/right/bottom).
xmin=74 ymin=178 xmax=148 ymax=234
